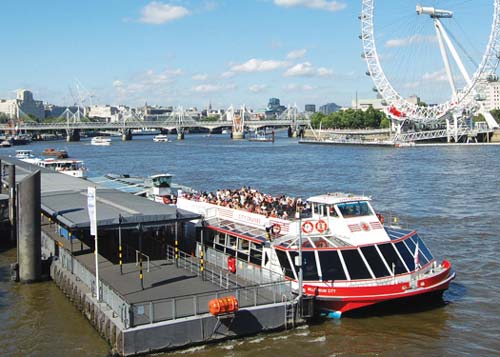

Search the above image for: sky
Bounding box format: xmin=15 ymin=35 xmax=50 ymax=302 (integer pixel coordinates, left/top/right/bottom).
xmin=0 ymin=0 xmax=493 ymax=110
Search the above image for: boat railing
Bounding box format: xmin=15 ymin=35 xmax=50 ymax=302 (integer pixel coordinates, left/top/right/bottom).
xmin=203 ymin=245 xmax=287 ymax=285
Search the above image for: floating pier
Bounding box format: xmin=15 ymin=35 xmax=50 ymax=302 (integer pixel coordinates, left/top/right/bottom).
xmin=1 ymin=156 xmax=305 ymax=356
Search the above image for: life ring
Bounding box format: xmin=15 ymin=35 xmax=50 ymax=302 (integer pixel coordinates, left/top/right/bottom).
xmin=376 ymin=213 xmax=385 ymax=225
xmin=271 ymin=224 xmax=281 ymax=236
xmin=315 ymin=239 xmax=328 ymax=248
xmin=302 ymin=221 xmax=314 ymax=234
xmin=162 ymin=196 xmax=171 ymax=204
xmin=315 ymin=219 xmax=328 ymax=234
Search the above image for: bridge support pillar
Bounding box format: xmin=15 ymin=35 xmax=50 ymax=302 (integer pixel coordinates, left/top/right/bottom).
xmin=231 ymin=131 xmax=244 ymax=140
xmin=122 ymin=129 xmax=132 ymax=141
xmin=177 ymin=131 xmax=185 ymax=140
xmin=66 ymin=129 xmax=81 ymax=142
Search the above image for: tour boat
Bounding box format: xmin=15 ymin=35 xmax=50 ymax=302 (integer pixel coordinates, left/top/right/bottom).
xmin=248 ymin=130 xmax=275 ymax=143
xmin=91 ymin=136 xmax=112 ymax=146
xmin=177 ymin=192 xmax=455 ymax=318
xmin=153 ymin=134 xmax=170 ymax=143
xmin=35 ymin=158 xmax=87 ymax=178
xmin=14 ymin=149 xmax=38 ymax=163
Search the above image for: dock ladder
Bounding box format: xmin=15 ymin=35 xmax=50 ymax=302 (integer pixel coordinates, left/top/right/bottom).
xmin=284 ymin=298 xmax=296 ymax=330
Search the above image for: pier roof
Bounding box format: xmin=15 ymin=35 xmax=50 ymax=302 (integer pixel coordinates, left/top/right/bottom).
xmin=1 ymin=156 xmax=200 ymax=230
xmin=41 ymin=188 xmax=199 ymax=230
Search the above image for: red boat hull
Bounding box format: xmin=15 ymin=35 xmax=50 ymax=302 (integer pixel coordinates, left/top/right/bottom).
xmin=304 ymin=260 xmax=455 ymax=315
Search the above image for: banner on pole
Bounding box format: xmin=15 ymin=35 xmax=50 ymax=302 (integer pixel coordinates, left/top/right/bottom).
xmin=87 ymin=186 xmax=97 ymax=236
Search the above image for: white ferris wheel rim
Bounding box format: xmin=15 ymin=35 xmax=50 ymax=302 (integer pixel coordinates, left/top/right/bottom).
xmin=361 ymin=0 xmax=500 ymax=122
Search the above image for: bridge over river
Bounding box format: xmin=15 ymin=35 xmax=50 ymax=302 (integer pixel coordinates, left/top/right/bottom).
xmin=1 ymin=105 xmax=311 ymax=141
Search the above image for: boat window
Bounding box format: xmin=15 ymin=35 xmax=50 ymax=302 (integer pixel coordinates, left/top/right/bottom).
xmin=152 ymin=176 xmax=172 ymax=188
xmin=340 ymin=249 xmax=372 ymax=280
xmin=328 ymin=205 xmax=338 ymax=217
xmin=318 ymin=251 xmax=347 ymax=281
xmin=404 ymin=237 xmax=429 ymax=266
xmin=395 ymin=241 xmax=415 ymax=271
xmin=226 ymin=235 xmax=237 ymax=256
xmin=313 ymin=204 xmax=325 ymax=216
xmin=276 ymin=250 xmax=295 ymax=279
xmin=237 ymin=239 xmax=249 ymax=262
xmin=302 ymin=251 xmax=319 ymax=281
xmin=377 ymin=243 xmax=408 ymax=274
xmin=214 ymin=233 xmax=225 ymax=252
xmin=249 ymin=244 xmax=263 ymax=266
xmin=337 ymin=201 xmax=373 ymax=218
xmin=360 ymin=246 xmax=391 ymax=277
xmin=411 ymin=234 xmax=434 ymax=262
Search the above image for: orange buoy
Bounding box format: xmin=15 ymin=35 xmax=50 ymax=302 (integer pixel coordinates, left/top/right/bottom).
xmin=208 ymin=296 xmax=239 ymax=316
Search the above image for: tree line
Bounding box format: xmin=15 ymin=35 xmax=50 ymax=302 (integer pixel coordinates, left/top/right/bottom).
xmin=310 ymin=107 xmax=390 ymax=129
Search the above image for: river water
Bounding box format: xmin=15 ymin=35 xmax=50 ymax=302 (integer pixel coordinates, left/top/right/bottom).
xmin=1 ymin=133 xmax=499 ymax=356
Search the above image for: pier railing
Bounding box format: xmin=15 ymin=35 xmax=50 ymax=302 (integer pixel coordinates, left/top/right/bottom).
xmin=123 ymin=245 xmax=293 ymax=327
xmin=58 ymin=247 xmax=131 ymax=328
xmin=128 ymin=279 xmax=293 ymax=327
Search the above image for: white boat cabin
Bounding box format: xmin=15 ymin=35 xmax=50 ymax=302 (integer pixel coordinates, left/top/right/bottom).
xmin=304 ymin=193 xmax=390 ymax=246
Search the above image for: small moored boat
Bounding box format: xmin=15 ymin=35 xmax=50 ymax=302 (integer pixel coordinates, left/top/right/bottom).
xmin=36 ymin=158 xmax=87 ymax=178
xmin=42 ymin=148 xmax=69 ymax=158
xmin=153 ymin=134 xmax=170 ymax=143
xmin=91 ymin=136 xmax=112 ymax=146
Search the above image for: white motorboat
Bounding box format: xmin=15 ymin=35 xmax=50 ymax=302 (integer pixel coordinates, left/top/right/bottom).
xmin=36 ymin=158 xmax=87 ymax=178
xmin=91 ymin=136 xmax=112 ymax=146
xmin=14 ymin=149 xmax=38 ymax=164
xmin=153 ymin=135 xmax=170 ymax=143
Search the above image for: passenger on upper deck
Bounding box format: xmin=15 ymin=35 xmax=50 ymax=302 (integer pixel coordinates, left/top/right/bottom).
xmin=183 ymin=186 xmax=310 ymax=220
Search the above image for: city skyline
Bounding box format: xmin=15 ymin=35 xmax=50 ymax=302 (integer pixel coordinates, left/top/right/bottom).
xmin=0 ymin=1 xmax=493 ymax=109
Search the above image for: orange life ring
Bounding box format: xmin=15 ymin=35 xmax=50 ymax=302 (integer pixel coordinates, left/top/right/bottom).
xmin=271 ymin=224 xmax=281 ymax=236
xmin=315 ymin=219 xmax=328 ymax=234
xmin=302 ymin=221 xmax=314 ymax=234
xmin=315 ymin=239 xmax=328 ymax=248
xmin=162 ymin=196 xmax=171 ymax=204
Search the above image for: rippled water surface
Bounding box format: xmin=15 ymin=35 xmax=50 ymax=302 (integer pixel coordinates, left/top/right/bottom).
xmin=1 ymin=134 xmax=499 ymax=356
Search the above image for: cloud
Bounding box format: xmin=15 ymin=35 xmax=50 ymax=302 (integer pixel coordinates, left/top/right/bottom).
xmin=287 ymin=48 xmax=307 ymax=59
xmin=274 ymin=0 xmax=346 ymax=12
xmin=139 ymin=2 xmax=191 ymax=24
xmin=422 ymin=70 xmax=448 ymax=82
xmin=403 ymin=70 xmax=449 ymax=89
xmin=112 ymin=67 xmax=182 ymax=97
xmin=284 ymin=62 xmax=333 ymax=77
xmin=193 ymin=83 xmax=237 ymax=93
xmin=230 ymin=58 xmax=289 ymax=73
xmin=192 ymin=74 xmax=208 ymax=81
xmin=221 ymin=71 xmax=235 ymax=78
xmin=249 ymin=84 xmax=268 ymax=93
xmin=285 ymin=83 xmax=315 ymax=92
xmin=385 ymin=34 xmax=436 ymax=48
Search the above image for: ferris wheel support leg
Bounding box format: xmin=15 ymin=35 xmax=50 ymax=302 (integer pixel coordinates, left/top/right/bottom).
xmin=436 ymin=19 xmax=473 ymax=86
xmin=434 ymin=20 xmax=457 ymax=97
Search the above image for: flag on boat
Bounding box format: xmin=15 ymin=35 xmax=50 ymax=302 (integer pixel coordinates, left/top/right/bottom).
xmin=414 ymin=241 xmax=420 ymax=270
